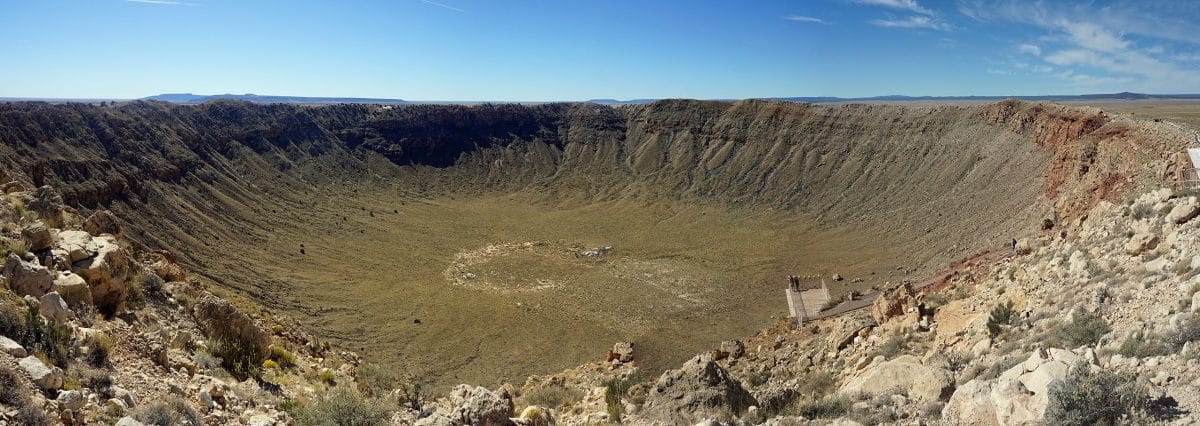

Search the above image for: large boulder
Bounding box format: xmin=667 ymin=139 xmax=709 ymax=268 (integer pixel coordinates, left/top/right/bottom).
xmin=58 ymin=230 xmax=100 ymax=263
xmin=1166 ymin=197 xmax=1200 ymax=224
xmin=0 ymin=335 xmax=26 ymax=357
xmin=83 ymin=209 xmax=123 ymax=238
xmin=839 ymin=355 xmax=952 ymax=402
xmin=52 ymin=271 xmax=93 ymax=310
xmin=39 ymin=291 xmax=70 ymax=324
xmin=941 ymin=380 xmax=998 ymax=426
xmin=642 ymin=353 xmax=757 ymax=423
xmin=3 ymin=253 xmax=53 ymax=297
xmin=416 ymin=385 xmax=514 ymax=426
xmin=149 ymin=251 xmax=187 ymax=282
xmin=69 ymin=234 xmax=130 ymax=313
xmin=19 ymin=355 xmax=64 ymax=391
xmin=608 ymin=341 xmax=635 ymax=363
xmin=870 ymin=282 xmax=919 ymax=326
xmin=21 ymin=221 xmax=52 ymax=252
xmin=448 ymin=385 xmax=513 ymax=425
xmin=192 ymin=294 xmax=270 ymax=359
xmin=1125 ymin=233 xmax=1159 ymax=256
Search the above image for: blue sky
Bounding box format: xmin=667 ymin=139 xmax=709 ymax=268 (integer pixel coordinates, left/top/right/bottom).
xmin=1 ymin=0 xmax=1198 ymax=100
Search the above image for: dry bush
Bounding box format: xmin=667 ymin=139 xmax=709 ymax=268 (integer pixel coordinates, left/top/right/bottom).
xmin=293 ymin=387 xmax=391 ymax=426
xmin=134 ymin=396 xmax=202 ymax=426
xmin=1044 ymin=364 xmax=1145 ymax=425
xmin=524 ymin=385 xmax=584 ymax=409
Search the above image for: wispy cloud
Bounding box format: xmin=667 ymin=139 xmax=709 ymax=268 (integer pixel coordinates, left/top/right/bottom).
xmin=986 ymin=68 xmax=1011 ymax=75
xmin=854 ymin=0 xmax=932 ymax=15
xmin=418 ymin=0 xmax=463 ymax=12
xmin=125 ymin=0 xmax=192 ymax=5
xmin=870 ymin=15 xmax=951 ymax=31
xmin=961 ymin=1 xmax=1200 ymax=92
xmin=785 ymin=15 xmax=829 ymax=24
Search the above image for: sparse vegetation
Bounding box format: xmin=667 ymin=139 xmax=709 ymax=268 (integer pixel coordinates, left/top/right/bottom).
xmin=208 ymin=337 xmax=263 ymax=380
xmin=134 ymin=396 xmax=203 ymax=426
xmin=1048 ymin=310 xmax=1111 ymax=348
xmin=83 ymin=331 xmax=114 ymax=367
xmin=874 ymin=331 xmax=908 ymax=359
xmin=791 ymin=394 xmax=852 ymax=419
xmin=1117 ymin=332 xmax=1170 ymax=358
xmin=604 ymin=369 xmax=645 ymax=423
xmin=987 ymin=300 xmax=1017 ymax=339
xmin=140 ymin=273 xmax=166 ymax=297
xmin=292 ymin=387 xmax=391 ymax=426
xmin=270 ymin=344 xmax=297 ymax=369
xmin=1164 ymin=314 xmax=1200 ymax=352
xmin=0 ymin=365 xmax=24 ymax=406
xmin=1044 ymin=363 xmax=1146 ymax=425
xmin=0 ymin=296 xmax=26 ymax=342
xmin=21 ymin=303 xmax=77 ymax=367
xmin=319 ymin=369 xmax=337 ymax=385
xmin=524 ymin=385 xmax=584 ymax=410
xmin=1 ymin=237 xmax=28 ymax=257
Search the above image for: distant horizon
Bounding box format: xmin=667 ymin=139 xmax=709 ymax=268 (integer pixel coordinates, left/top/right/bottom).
xmin=4 ymin=90 xmax=1200 ymax=105
xmin=3 ymin=1 xmax=1199 ymax=100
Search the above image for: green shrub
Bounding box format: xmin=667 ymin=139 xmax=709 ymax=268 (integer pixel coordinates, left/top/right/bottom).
xmin=1049 ymin=311 xmax=1111 ymax=348
xmin=524 ymin=385 xmax=584 ymax=409
xmin=293 ymin=387 xmax=390 ymax=426
xmin=1 ymin=238 xmax=28 ymax=257
xmin=1165 ymin=314 xmax=1200 ymax=352
xmin=1117 ymin=332 xmax=1170 ymax=358
xmin=987 ymin=301 xmax=1017 ymax=339
xmin=1044 ymin=363 xmax=1145 ymax=425
xmin=125 ymin=277 xmax=146 ymax=311
xmin=208 ymin=337 xmax=262 ymax=380
xmin=134 ymin=396 xmax=202 ymax=426
xmin=875 ymin=332 xmax=908 ymax=359
xmin=140 ymin=273 xmax=165 ymax=297
xmin=796 ymin=371 xmax=836 ymax=398
xmin=604 ymin=370 xmax=645 ymax=423
xmin=21 ymin=304 xmax=77 ymax=367
xmin=84 ymin=331 xmax=114 ymax=367
xmin=0 ymin=297 xmax=26 ymax=342
xmin=793 ymin=394 xmax=852 ymax=419
xmin=0 ymin=365 xmax=25 ymax=406
xmin=69 ymin=365 xmax=113 ymax=392
xmin=270 ymin=344 xmax=297 ymax=369
xmin=319 ymin=369 xmax=337 ymax=385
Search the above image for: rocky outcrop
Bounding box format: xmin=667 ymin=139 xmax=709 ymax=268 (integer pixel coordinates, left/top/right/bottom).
xmin=83 ymin=209 xmax=122 ymax=238
xmin=642 ymin=353 xmax=757 ymax=423
xmin=416 ymin=385 xmax=515 ymax=426
xmin=870 ymin=282 xmax=920 ymax=326
xmin=0 ymin=335 xmax=26 ymax=357
xmin=67 ymin=233 xmax=130 ymax=313
xmin=52 ymin=271 xmax=93 ymax=310
xmin=3 ymin=252 xmax=53 ymax=297
xmin=23 ymin=186 xmax=66 ymax=228
xmin=19 ymin=355 xmax=64 ymax=391
xmin=39 ymin=291 xmax=70 ymax=323
xmin=21 ymin=221 xmax=52 ymax=252
xmin=839 ymin=355 xmax=952 ymax=402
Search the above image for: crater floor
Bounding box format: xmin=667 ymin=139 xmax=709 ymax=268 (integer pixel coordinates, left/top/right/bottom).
xmin=204 ymin=188 xmax=909 ymax=389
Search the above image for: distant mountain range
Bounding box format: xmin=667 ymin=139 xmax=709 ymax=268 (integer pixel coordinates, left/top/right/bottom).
xmin=143 ymin=93 xmax=408 ymax=105
xmin=4 ymin=92 xmax=1198 ymax=106
xmin=588 ymin=92 xmax=1200 ymax=105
